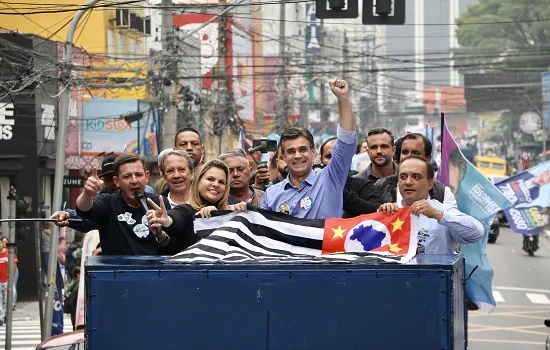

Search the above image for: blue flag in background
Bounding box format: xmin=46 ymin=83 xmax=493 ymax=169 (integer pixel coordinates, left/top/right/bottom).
xmin=237 ymin=127 xmax=246 ymax=151
xmin=51 ymin=261 xmax=64 ymax=336
xmin=437 ymin=114 xmax=512 ymax=313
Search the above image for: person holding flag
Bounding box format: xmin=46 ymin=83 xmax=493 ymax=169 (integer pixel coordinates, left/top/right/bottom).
xmin=379 ymin=156 xmax=484 ymax=254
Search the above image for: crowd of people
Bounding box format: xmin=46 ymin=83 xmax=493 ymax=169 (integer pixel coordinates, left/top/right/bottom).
xmin=48 ymin=78 xmax=483 ymax=273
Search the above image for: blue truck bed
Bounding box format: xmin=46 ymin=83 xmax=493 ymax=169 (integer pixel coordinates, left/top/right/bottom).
xmin=85 ymin=254 xmax=466 ymax=350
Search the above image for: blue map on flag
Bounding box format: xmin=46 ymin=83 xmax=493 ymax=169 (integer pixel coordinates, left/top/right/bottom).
xmin=350 ymin=225 xmax=386 ymax=251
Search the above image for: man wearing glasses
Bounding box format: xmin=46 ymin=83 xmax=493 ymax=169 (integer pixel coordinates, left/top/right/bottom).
xmin=261 ymin=79 xmax=356 ymax=219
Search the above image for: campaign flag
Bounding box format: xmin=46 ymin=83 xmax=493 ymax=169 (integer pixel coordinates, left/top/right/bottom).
xmin=51 ymin=261 xmax=64 ymax=336
xmin=166 ymin=208 xmax=418 ymax=264
xmin=438 ymin=113 xmax=512 ymax=313
xmin=425 ymin=124 xmax=435 ymax=161
xmin=237 ymin=126 xmax=246 ymax=151
xmin=494 ymin=160 xmax=550 ymax=235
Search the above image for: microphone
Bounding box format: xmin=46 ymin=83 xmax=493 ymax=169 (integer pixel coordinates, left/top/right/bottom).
xmin=248 ymin=141 xmax=269 ymax=153
xmin=133 ymin=190 xmax=149 ymax=213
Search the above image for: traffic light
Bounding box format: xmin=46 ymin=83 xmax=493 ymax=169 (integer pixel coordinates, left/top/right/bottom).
xmin=374 ymin=0 xmax=392 ymax=16
xmin=363 ymin=0 xmax=405 ymax=25
xmin=315 ymin=0 xmax=358 ymax=19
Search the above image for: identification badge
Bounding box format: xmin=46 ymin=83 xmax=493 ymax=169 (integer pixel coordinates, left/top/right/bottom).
xmin=142 ymin=215 xmax=149 ymax=226
xmin=277 ymin=203 xmax=291 ymax=215
xmin=133 ymin=224 xmax=150 ymax=238
xmin=299 ymin=196 xmax=312 ymax=211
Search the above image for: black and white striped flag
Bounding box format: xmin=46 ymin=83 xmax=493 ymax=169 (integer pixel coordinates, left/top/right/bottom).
xmin=164 ymin=208 xmax=418 ymax=265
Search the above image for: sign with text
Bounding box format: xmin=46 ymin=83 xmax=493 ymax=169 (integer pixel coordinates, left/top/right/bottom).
xmin=63 ymin=176 xmax=84 ymax=188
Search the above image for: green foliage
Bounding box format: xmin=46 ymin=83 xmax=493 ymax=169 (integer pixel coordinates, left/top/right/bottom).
xmin=454 ymin=0 xmax=550 ymax=74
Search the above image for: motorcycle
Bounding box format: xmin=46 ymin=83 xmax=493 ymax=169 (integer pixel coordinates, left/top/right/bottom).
xmin=522 ymin=233 xmax=539 ymax=256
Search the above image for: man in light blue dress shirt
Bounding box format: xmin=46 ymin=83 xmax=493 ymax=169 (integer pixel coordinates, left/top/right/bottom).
xmin=261 ymin=79 xmax=356 ymax=219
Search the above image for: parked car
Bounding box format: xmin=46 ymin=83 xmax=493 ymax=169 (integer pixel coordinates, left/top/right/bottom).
xmin=488 ymin=216 xmax=500 ymax=243
xmin=36 ymin=329 xmax=84 ymax=350
xmin=487 ymin=174 xmax=509 ymax=225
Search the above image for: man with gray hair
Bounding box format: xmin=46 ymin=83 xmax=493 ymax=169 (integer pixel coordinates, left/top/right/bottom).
xmin=158 ymin=149 xmax=194 ymax=207
xmin=219 ymin=148 xmax=264 ymax=207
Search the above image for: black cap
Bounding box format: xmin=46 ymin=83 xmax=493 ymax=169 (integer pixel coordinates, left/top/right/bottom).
xmin=101 ymin=154 xmax=118 ymax=178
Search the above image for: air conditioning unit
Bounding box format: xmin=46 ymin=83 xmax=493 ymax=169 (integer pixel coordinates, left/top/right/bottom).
xmin=115 ymin=9 xmax=130 ymax=28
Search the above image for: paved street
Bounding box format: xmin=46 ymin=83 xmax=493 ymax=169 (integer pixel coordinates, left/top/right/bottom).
xmin=1 ymin=226 xmax=548 ymax=349
xmin=0 ymin=305 xmax=72 ymax=350
xmin=468 ymin=226 xmax=550 ymax=349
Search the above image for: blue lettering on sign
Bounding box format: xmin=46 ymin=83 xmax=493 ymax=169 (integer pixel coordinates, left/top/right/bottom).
xmin=86 ymin=119 xmax=105 ymax=131
xmin=85 ymin=118 xmax=132 ymax=131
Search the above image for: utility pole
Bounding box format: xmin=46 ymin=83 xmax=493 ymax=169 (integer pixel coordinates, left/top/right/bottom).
xmin=205 ymin=0 xmax=231 ymax=159
xmin=319 ymin=19 xmax=328 ymax=124
xmin=342 ymin=30 xmax=349 ymax=83
xmin=277 ymin=0 xmax=289 ymax=130
xmin=4 ymin=187 xmax=16 ymax=350
xmin=161 ymin=0 xmax=177 ymax=150
xmin=46 ymin=0 xmax=100 ymax=340
xmin=217 ymin=0 xmax=230 ymax=154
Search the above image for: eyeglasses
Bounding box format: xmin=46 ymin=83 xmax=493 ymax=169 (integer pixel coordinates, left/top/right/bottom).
xmin=284 ymin=146 xmax=312 ymax=155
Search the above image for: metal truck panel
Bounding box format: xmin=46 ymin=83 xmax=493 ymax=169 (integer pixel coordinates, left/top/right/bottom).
xmin=86 ymin=254 xmax=465 ymax=350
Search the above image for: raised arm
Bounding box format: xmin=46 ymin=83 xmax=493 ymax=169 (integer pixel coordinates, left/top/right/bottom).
xmin=329 ymin=79 xmax=354 ymax=132
xmin=76 ymin=168 xmax=104 ymax=212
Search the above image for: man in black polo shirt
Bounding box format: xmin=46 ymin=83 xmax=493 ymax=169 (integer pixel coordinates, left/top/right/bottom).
xmin=76 ymin=154 xmax=171 ymax=255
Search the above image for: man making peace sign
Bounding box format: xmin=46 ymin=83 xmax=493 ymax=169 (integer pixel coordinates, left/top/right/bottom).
xmin=75 ymin=154 xmax=171 ymax=255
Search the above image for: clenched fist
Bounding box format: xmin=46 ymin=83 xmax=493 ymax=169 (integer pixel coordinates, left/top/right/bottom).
xmin=329 ymin=79 xmax=349 ymax=100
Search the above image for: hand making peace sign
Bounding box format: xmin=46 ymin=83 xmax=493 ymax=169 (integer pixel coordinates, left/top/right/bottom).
xmin=146 ymin=196 xmax=173 ymax=228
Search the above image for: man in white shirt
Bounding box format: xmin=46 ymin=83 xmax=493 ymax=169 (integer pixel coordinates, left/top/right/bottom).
xmin=158 ymin=149 xmax=194 ymax=207
xmin=379 ymin=156 xmax=483 ymax=254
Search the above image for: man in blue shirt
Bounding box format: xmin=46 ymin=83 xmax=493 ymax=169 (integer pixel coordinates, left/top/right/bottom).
xmin=261 ymin=79 xmax=356 ymax=219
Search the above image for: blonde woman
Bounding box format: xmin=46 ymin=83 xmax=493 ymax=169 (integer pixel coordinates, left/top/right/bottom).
xmin=147 ymin=160 xmax=247 ymax=254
